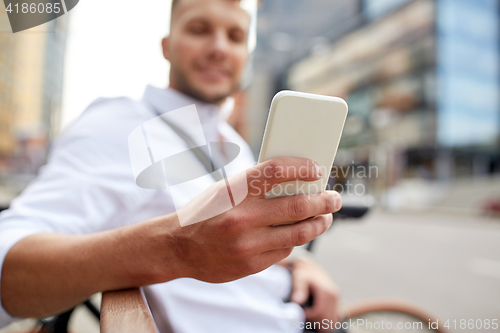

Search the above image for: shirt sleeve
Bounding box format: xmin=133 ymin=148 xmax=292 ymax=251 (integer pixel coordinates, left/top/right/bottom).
xmin=0 ymin=97 xmax=155 ymax=327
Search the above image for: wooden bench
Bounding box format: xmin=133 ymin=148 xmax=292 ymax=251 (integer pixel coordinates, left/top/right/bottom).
xmin=100 ymin=288 xmax=159 ymax=333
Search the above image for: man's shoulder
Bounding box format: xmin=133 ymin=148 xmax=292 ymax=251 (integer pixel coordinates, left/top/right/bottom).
xmin=62 ymin=97 xmax=155 ymax=140
xmin=52 ymin=96 xmax=156 ymax=159
xmin=79 ymin=96 xmax=153 ymax=125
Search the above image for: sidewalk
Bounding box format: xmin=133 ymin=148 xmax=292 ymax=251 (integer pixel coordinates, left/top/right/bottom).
xmin=384 ymin=175 xmax=500 ymax=216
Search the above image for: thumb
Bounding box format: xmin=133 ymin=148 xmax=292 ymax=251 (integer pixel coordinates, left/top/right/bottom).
xmin=291 ymin=278 xmax=309 ymax=305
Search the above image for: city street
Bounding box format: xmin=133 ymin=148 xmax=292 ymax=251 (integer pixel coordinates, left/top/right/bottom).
xmin=314 ymin=210 xmax=500 ymax=332
xmin=2 ymin=210 xmax=499 ymax=333
xmin=1 ymin=0 xmax=499 ymax=332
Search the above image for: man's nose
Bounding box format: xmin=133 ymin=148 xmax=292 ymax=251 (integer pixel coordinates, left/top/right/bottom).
xmin=206 ymin=30 xmax=230 ymax=60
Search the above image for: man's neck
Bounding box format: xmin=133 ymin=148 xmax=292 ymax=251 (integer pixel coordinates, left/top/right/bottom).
xmin=167 ymin=85 xmax=227 ymax=108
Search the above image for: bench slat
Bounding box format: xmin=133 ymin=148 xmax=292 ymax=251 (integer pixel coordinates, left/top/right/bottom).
xmin=101 ymin=288 xmax=158 ymax=333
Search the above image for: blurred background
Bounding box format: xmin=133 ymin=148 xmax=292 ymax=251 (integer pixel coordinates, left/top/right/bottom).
xmin=1 ymin=0 xmax=500 ymax=332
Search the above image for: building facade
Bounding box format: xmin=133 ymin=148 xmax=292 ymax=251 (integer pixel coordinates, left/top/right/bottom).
xmin=287 ymin=0 xmax=500 ymax=199
xmin=0 ymin=3 xmax=69 ymax=199
xmin=247 ymin=0 xmax=363 ymax=155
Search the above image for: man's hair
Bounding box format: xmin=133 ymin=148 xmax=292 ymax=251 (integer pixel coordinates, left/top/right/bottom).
xmin=170 ymin=0 xmax=244 ymax=29
xmin=171 ymin=0 xmax=180 ymax=10
xmin=171 ymin=0 xmax=241 ymax=13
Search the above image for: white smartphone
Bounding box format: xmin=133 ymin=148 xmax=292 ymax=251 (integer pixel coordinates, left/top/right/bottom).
xmin=258 ymin=90 xmax=348 ymax=198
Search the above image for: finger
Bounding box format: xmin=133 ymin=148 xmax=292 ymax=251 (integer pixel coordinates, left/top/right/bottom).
xmin=247 ymin=157 xmax=323 ymax=197
xmin=290 ymin=275 xmax=310 ymax=305
xmin=304 ymin=291 xmax=324 ymax=319
xmin=249 ymin=191 xmax=341 ymax=227
xmin=304 ymin=306 xmax=318 ymax=320
xmin=252 ymin=248 xmax=294 ymax=273
xmin=259 ymin=213 xmax=333 ymax=250
xmin=304 ymin=284 xmax=339 ymax=321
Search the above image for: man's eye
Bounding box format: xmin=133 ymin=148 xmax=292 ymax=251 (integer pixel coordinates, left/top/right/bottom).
xmin=189 ymin=24 xmax=208 ymax=34
xmin=229 ymin=30 xmax=245 ymax=43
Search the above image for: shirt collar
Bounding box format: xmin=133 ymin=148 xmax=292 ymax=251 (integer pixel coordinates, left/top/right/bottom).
xmin=141 ymin=85 xmax=234 ymax=122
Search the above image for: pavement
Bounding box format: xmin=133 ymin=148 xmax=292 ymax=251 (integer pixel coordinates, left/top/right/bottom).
xmin=313 ymin=210 xmax=500 ymax=332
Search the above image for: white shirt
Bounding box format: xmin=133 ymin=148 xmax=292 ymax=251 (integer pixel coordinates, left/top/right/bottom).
xmin=0 ymin=86 xmax=304 ymax=332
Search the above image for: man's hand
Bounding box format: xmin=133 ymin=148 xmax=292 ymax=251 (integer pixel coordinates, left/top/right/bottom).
xmin=167 ymin=156 xmax=342 ymax=283
xmin=290 ymin=259 xmax=341 ymax=332
xmin=2 ymin=157 xmax=342 ymax=318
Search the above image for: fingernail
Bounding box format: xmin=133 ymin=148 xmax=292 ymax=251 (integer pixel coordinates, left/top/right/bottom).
xmin=333 ymin=193 xmax=342 ymax=211
xmin=314 ymin=162 xmax=323 ymax=177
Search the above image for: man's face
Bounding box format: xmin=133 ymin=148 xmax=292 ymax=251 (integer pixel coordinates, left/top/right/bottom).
xmin=163 ymin=0 xmax=250 ymax=104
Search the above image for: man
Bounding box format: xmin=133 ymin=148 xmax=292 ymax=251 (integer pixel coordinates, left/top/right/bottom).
xmin=0 ymin=0 xmax=341 ymax=332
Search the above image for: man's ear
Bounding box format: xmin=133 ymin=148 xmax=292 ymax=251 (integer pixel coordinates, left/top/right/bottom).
xmin=162 ymin=37 xmax=171 ymax=61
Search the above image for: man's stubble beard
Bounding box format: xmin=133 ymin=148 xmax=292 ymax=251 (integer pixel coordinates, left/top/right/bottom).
xmin=171 ymin=66 xmax=241 ymax=105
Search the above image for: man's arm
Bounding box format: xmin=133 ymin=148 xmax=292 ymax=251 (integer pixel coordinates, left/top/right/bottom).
xmin=1 ymin=157 xmax=342 ymax=319
xmin=1 ymin=217 xmax=180 ymax=318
